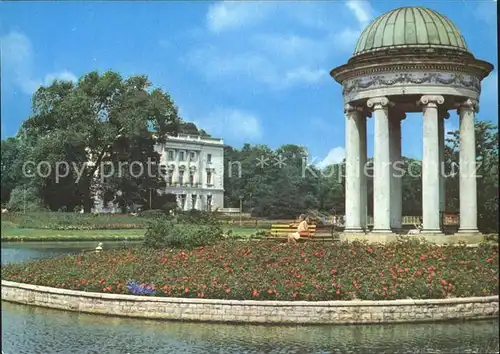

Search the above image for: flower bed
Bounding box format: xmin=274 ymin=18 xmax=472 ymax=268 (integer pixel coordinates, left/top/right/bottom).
xmin=1 ymin=240 xmax=497 ymax=301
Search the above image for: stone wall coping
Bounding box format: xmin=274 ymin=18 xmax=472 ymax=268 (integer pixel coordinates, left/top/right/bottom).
xmin=2 ymin=280 xmax=498 ymax=307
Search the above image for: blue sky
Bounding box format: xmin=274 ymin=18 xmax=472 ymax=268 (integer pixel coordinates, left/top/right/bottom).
xmin=1 ymin=0 xmax=497 ymax=167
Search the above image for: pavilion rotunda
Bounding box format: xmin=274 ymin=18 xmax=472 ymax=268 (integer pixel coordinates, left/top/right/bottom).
xmin=330 ymin=6 xmax=494 ymax=239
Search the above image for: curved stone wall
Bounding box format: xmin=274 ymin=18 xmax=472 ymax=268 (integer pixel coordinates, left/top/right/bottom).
xmin=2 ymin=280 xmax=498 ymax=324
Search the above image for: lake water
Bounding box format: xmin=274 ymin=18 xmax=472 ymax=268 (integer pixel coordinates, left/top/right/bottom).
xmin=1 ymin=241 xmax=499 ymax=353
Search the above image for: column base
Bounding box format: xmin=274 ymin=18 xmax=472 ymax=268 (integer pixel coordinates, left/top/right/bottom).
xmin=421 ymin=229 xmax=444 ymax=235
xmin=457 ymin=228 xmax=480 ymax=234
xmin=371 ymin=228 xmax=393 ymax=233
xmin=344 ymin=227 xmax=365 ymax=233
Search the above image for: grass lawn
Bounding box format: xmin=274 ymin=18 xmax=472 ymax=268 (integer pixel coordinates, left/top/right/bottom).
xmin=1 ymin=224 xmax=260 ymax=241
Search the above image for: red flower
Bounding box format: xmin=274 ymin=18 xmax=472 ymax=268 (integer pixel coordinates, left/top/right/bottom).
xmin=252 ymin=289 xmax=259 ymax=297
xmin=185 ymin=287 xmax=189 ymax=293
xmin=81 ymin=279 xmax=87 ymax=285
xmin=441 ymin=279 xmax=447 ymax=285
xmin=420 ymin=255 xmax=427 ymax=261
xmin=336 ymin=290 xmax=340 ymax=295
xmin=202 ymin=284 xmax=207 ymax=289
xmin=226 ymin=288 xmax=231 ymax=293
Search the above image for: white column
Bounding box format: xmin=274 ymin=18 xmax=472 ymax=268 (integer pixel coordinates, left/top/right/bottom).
xmin=419 ymin=95 xmax=444 ymax=233
xmin=367 ymin=96 xmax=393 ymax=233
xmin=344 ymin=104 xmax=364 ymax=232
xmin=457 ymin=99 xmax=479 ymax=233
xmin=390 ymin=112 xmax=405 ymax=231
xmin=176 ymin=194 xmax=182 ymax=209
xmin=360 ymin=114 xmax=368 ymax=231
xmin=194 ymin=194 xmax=200 ymax=210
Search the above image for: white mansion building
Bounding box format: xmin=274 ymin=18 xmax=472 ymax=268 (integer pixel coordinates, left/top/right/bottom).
xmin=155 ymin=134 xmax=225 ymax=211
xmin=92 ymin=133 xmax=225 ymax=213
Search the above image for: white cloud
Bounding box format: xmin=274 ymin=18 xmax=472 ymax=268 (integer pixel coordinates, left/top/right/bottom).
xmin=474 ymin=2 xmax=497 ymax=27
xmin=185 ymin=1 xmax=376 ymax=90
xmin=1 ymin=31 xmax=77 ymax=95
xmin=1 ymin=31 xmax=39 ymax=94
xmin=316 ymin=146 xmax=345 ymax=169
xmin=185 ymin=107 xmax=262 ymax=143
xmin=206 ymin=1 xmax=276 ymax=33
xmin=333 ymin=28 xmax=363 ymax=53
xmin=336 ymin=0 xmax=375 ymax=52
xmin=346 ymin=0 xmax=374 ymax=28
xmin=43 ymin=71 xmax=78 ymax=86
xmin=283 ymin=67 xmax=327 ymax=85
xmin=481 ymin=70 xmax=498 ymax=102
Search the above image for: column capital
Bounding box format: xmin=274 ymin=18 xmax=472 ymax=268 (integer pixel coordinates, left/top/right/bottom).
xmin=366 ymin=96 xmax=394 ymax=110
xmin=418 ymin=95 xmax=445 ymax=108
xmin=455 ymin=98 xmax=479 ymax=114
xmin=344 ymin=103 xmax=364 ymax=115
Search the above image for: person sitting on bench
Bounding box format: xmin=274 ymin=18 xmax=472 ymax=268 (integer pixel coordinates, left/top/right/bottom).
xmin=287 ymin=214 xmax=310 ymax=243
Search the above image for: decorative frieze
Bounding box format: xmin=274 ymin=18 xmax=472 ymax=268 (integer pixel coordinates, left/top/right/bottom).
xmin=343 ymin=72 xmax=481 ymax=99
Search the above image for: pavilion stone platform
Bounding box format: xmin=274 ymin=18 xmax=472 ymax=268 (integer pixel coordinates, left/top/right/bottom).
xmin=330 ymin=7 xmax=494 ymax=244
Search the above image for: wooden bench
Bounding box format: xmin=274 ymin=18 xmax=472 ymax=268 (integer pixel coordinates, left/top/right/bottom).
xmin=268 ymin=223 xmax=317 ymax=240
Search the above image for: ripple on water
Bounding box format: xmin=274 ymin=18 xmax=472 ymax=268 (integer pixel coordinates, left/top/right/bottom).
xmin=1 ymin=302 xmax=498 ymax=354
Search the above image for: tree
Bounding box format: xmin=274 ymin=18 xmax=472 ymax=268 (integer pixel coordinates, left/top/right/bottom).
xmin=20 ymin=71 xmax=181 ymax=212
xmin=1 ymin=137 xmax=29 ymax=205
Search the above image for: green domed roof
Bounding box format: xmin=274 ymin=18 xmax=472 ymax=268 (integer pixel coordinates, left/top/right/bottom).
xmin=353 ymin=7 xmax=469 ymax=56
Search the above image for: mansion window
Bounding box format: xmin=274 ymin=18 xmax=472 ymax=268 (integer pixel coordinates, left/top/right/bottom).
xmin=207 ymin=153 xmax=212 ymax=163
xmin=167 ymin=150 xmax=174 ymax=161
xmin=206 ymin=171 xmax=212 ymax=185
xmin=179 ymin=151 xmax=185 ymax=161
xmin=179 ymin=170 xmax=185 ymax=185
xmin=189 ymin=151 xmax=196 ymax=161
xmin=189 ymin=173 xmax=194 ymax=185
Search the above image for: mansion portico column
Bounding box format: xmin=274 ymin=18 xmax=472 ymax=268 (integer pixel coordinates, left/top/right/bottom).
xmin=344 ymin=104 xmax=366 ymax=232
xmin=457 ymin=99 xmax=479 ymax=233
xmin=419 ymin=95 xmax=444 ymax=233
xmin=367 ymin=97 xmax=393 ymax=233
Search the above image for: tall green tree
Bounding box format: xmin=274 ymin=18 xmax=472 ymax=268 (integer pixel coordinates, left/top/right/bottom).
xmin=20 ymin=71 xmax=181 ymax=212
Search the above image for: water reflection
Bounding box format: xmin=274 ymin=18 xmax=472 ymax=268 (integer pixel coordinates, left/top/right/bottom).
xmin=1 ymin=242 xmax=499 ymax=353
xmin=1 ymin=240 xmax=141 ymax=265
xmin=2 ymin=302 xmax=498 ymax=354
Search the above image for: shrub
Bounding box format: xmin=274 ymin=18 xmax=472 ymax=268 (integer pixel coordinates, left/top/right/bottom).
xmin=138 ymin=209 xmax=167 ymax=219
xmin=7 ymin=186 xmax=47 ymax=212
xmin=143 ymin=214 xmax=223 ymax=249
xmin=175 ymin=210 xmax=221 ymax=225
